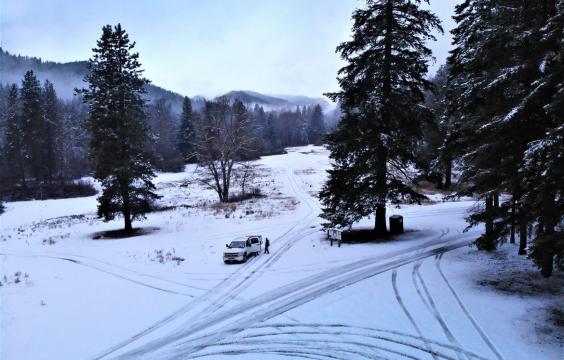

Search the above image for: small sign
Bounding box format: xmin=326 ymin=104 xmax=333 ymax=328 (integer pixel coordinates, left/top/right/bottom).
xmin=328 ymin=228 xmax=342 ymax=240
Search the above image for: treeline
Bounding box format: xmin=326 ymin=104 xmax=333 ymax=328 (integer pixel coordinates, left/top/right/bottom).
xmin=0 ymin=72 xmax=92 ymax=201
xmin=320 ymin=0 xmax=562 ymax=277
xmin=444 ymin=0 xmax=563 ymax=276
xmin=161 ymin=96 xmax=327 ymax=171
xmin=0 ymin=74 xmax=327 ymax=201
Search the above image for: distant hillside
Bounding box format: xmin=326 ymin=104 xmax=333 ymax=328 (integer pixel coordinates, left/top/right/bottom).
xmin=0 ymin=48 xmax=190 ymax=113
xmin=219 ymin=90 xmax=330 ymax=110
xmin=1 ymin=49 xmax=330 ymax=114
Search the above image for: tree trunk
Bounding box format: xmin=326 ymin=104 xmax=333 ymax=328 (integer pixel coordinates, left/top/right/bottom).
xmin=485 ymin=195 xmax=494 ymax=249
xmin=540 ymin=197 xmax=557 ymax=277
xmin=373 ymin=0 xmax=392 ymax=237
xmin=510 ymin=196 xmax=516 ymax=244
xmin=444 ymin=158 xmax=452 ymax=189
xmin=375 ymin=205 xmax=387 ymax=235
xmin=124 ymin=211 xmax=133 ymax=233
xmin=436 ymin=174 xmax=444 ymax=190
xmin=540 ymin=251 xmax=554 ymax=277
xmin=518 ymin=221 xmax=527 ymax=255
xmin=121 ymin=185 xmax=133 ymax=232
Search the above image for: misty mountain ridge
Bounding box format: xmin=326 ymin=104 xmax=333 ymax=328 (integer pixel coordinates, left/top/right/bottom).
xmin=0 ymin=48 xmax=329 ymax=113
xmin=218 ymin=90 xmax=329 ymax=110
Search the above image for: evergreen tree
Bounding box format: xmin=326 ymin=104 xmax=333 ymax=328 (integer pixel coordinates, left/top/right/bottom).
xmin=296 ymin=106 xmax=309 ymax=145
xmin=485 ymin=0 xmax=558 ymax=255
xmin=308 ymin=104 xmax=326 ymax=145
xmin=149 ymin=98 xmax=183 ymax=171
xmin=419 ymin=65 xmax=451 ymax=188
xmin=251 ymin=104 xmax=267 ymax=154
xmin=448 ymin=0 xmax=561 ymax=256
xmin=177 ymin=96 xmax=196 ymax=162
xmin=20 ymin=70 xmax=44 ymax=182
xmin=518 ymin=1 xmax=563 ymax=276
xmin=59 ymin=97 xmax=91 ymax=179
xmin=320 ymin=0 xmax=442 ymax=234
xmin=42 ymin=79 xmax=60 ymax=182
xmin=78 ymin=24 xmax=159 ymax=232
xmin=263 ymin=113 xmax=277 ymax=153
xmin=2 ymin=84 xmax=25 ymax=188
xmin=447 ymin=0 xmax=521 ymax=250
xmin=448 ymin=0 xmax=562 ymax=275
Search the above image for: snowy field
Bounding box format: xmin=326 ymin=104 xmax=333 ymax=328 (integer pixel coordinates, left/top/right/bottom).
xmin=0 ymin=146 xmax=561 ymax=360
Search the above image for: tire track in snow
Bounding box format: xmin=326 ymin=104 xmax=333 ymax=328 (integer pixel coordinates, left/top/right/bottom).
xmin=412 ymin=261 xmax=469 ymax=360
xmin=250 ymin=323 xmax=489 ymax=359
xmin=193 ymin=348 xmax=347 ymax=360
xmin=435 ymin=253 xmax=505 ymax=360
xmin=114 ymin=234 xmax=478 ymax=359
xmin=54 ymin=252 xmax=207 ymax=291
xmin=392 ymin=269 xmax=440 ymax=360
xmin=91 ymin=251 xmax=255 ymax=360
xmin=94 ymin=165 xmax=321 ymax=359
xmin=0 ymin=252 xmax=196 ymax=297
xmin=172 ymin=165 xmax=320 ymax=318
xmin=194 ymin=339 xmax=405 ymax=360
xmin=185 ymin=323 xmax=492 ymax=360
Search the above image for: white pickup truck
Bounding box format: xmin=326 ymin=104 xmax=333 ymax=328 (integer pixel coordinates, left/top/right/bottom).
xmin=223 ymin=235 xmax=263 ymax=263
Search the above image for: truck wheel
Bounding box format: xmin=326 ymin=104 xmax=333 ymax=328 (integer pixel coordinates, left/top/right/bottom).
xmin=243 ymin=253 xmax=247 ymax=262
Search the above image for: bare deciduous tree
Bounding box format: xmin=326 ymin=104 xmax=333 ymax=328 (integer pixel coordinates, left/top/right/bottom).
xmin=191 ymin=98 xmax=258 ymax=202
xmin=235 ymin=162 xmax=259 ymax=199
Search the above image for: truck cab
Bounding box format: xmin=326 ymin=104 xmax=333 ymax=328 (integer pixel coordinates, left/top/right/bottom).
xmin=223 ymin=235 xmax=263 ymax=263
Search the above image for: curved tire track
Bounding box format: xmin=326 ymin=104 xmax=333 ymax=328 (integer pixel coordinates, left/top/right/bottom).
xmin=435 ymin=253 xmax=505 ymax=360
xmin=392 ymin=269 xmax=439 ymax=360
xmin=412 ymin=261 xmax=469 ymax=360
xmin=185 ymin=323 xmax=494 ymax=360
xmin=95 ymin=165 xmax=321 ymax=359
xmin=114 ymin=233 xmax=478 ymax=359
xmin=0 ymin=252 xmax=196 ymax=297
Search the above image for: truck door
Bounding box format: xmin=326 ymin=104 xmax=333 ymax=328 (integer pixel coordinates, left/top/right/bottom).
xmin=250 ymin=237 xmax=259 ymax=253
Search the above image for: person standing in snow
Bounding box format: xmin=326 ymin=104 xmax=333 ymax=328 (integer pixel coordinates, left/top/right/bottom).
xmin=264 ymin=238 xmax=270 ymax=254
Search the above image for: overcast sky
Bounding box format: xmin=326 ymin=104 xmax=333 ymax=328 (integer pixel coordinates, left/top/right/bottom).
xmin=1 ymin=0 xmax=459 ymax=98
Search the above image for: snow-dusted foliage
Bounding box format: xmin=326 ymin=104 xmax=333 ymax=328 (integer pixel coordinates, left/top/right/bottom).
xmin=447 ymin=0 xmax=563 ymax=275
xmin=320 ymin=0 xmax=442 ymax=233
xmin=78 ymin=24 xmax=159 ymax=232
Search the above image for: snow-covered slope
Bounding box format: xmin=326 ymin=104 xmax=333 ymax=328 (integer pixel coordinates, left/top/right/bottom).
xmin=0 ymin=146 xmax=561 ymax=360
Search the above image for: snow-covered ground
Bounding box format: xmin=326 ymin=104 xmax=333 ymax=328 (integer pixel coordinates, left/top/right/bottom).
xmin=0 ymin=146 xmax=561 ymax=360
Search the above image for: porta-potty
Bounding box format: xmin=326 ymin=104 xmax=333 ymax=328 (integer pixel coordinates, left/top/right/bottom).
xmin=389 ymin=215 xmax=404 ymax=235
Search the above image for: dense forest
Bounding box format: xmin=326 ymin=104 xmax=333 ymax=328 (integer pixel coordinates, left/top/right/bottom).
xmin=0 ymin=71 xmax=329 ymax=201
xmin=320 ymin=0 xmax=563 ymax=277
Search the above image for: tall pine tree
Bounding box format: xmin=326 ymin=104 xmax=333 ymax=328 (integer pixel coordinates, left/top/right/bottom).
xmin=78 ymin=24 xmax=158 ymax=232
xmin=20 ymin=70 xmax=44 ymax=182
xmin=42 ymin=79 xmax=60 ymax=182
xmin=518 ymin=1 xmax=563 ymax=276
xmin=177 ymin=96 xmax=196 ymax=163
xmin=2 ymin=84 xmax=25 ymax=188
xmin=448 ymin=0 xmax=563 ymax=275
xmin=149 ymin=97 xmax=183 ymax=171
xmin=308 ymin=104 xmax=326 ymax=145
xmin=447 ymin=0 xmax=522 ymax=250
xmin=321 ymin=0 xmax=442 ymax=234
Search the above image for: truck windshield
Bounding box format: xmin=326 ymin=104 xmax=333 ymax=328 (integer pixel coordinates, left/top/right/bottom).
xmin=229 ymin=241 xmax=245 ymax=248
